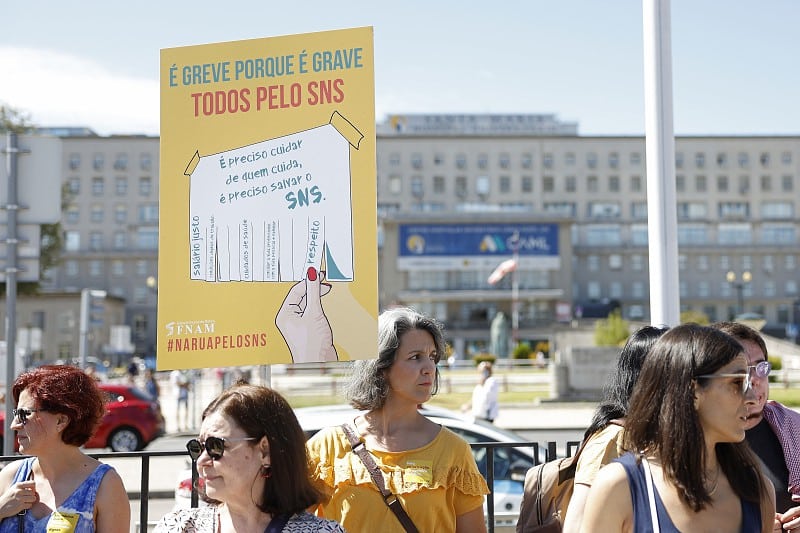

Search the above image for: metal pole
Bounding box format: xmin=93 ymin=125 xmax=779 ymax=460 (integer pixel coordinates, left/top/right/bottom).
xmin=510 ymin=231 xmax=520 ymax=347
xmin=79 ymin=288 xmax=90 ymax=369
xmin=3 ymin=133 xmax=20 ymax=455
xmin=643 ymin=0 xmax=680 ymax=327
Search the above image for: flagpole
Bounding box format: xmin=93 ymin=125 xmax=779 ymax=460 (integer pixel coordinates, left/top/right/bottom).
xmin=511 ymin=231 xmax=520 ymax=346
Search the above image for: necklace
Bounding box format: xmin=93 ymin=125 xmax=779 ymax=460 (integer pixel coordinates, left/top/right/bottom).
xmin=705 ymin=465 xmax=721 ymax=496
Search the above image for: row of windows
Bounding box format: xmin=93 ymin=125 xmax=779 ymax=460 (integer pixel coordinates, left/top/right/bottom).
xmin=387 ymin=173 xmax=795 ymax=198
xmin=577 ymin=279 xmax=799 ymax=301
xmin=63 ymin=259 xmax=152 ymax=277
xmin=388 ymin=150 xmax=794 ymax=171
xmin=63 ymin=228 xmax=158 ymax=251
xmin=65 ymin=204 xmax=158 ymax=224
xmin=67 ymin=176 xmax=154 ymax=197
xmin=68 ymin=152 xmax=154 ymax=172
xmin=580 ymin=253 xmax=797 ymax=273
xmin=578 ymin=223 xmax=795 ymax=246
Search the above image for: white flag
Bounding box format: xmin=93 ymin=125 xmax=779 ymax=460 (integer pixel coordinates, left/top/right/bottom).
xmin=487 ymin=258 xmax=517 ymax=285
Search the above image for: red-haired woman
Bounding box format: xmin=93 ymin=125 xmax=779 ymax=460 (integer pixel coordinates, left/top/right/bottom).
xmin=0 ymin=364 xmax=130 ymax=532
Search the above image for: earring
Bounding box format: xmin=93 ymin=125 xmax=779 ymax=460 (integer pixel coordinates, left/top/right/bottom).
xmin=259 ymin=464 xmax=272 ymax=479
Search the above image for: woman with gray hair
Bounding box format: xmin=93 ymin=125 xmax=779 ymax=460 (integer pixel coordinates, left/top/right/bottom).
xmin=307 ymin=307 xmax=489 ymax=532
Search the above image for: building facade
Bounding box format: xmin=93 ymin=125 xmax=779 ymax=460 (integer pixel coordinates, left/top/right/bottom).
xmin=24 ymin=115 xmax=800 ymax=362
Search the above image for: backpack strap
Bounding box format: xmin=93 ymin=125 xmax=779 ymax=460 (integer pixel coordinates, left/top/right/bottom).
xmin=341 ymin=423 xmax=420 ymax=533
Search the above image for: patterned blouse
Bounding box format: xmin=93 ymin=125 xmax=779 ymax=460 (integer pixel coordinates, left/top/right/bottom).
xmin=154 ymin=506 xmax=346 ymax=533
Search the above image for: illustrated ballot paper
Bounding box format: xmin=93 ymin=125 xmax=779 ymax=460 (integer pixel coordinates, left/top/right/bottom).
xmin=185 ymin=112 xmax=360 ymax=283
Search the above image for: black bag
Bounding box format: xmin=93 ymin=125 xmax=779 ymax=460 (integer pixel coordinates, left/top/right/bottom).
xmin=515 ymin=453 xmax=579 ymax=533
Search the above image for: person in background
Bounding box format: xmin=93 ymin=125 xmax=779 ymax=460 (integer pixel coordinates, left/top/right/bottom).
xmin=155 ymin=383 xmax=344 ymax=533
xmin=84 ymin=362 xmax=102 ymax=382
xmin=144 ymin=368 xmax=160 ymax=405
xmin=580 ymin=324 xmax=775 ymax=532
xmin=464 ymin=361 xmax=499 ymax=423
xmin=711 ymin=321 xmax=800 ymax=528
xmin=171 ymin=369 xmax=191 ymax=432
xmin=561 ymin=325 xmax=668 ymax=532
xmin=0 ymin=364 xmax=130 ymax=532
xmin=307 ymin=307 xmax=489 ymax=532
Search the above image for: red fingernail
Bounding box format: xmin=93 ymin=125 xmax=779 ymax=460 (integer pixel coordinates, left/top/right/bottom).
xmin=307 ymin=267 xmax=317 ymax=281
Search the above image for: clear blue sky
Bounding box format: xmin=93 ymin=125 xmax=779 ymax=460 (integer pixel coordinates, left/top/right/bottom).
xmin=1 ymin=1 xmax=798 ymax=136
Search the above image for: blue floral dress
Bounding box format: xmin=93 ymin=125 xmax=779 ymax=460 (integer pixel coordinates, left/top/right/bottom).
xmin=0 ymin=457 xmax=112 ymax=533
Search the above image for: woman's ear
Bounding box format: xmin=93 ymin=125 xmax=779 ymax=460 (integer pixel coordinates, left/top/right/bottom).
xmin=259 ymin=436 xmax=270 ymax=460
xmin=692 ymin=380 xmax=701 ymax=410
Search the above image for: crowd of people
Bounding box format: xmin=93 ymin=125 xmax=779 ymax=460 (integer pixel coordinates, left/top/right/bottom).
xmin=3 ymin=309 xmax=799 ymax=532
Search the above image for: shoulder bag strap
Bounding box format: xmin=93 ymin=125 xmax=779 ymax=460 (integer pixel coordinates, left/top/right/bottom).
xmin=264 ymin=513 xmax=290 ymax=533
xmin=340 ymin=423 xmax=420 ymax=533
xmin=641 ymin=457 xmax=660 ymax=533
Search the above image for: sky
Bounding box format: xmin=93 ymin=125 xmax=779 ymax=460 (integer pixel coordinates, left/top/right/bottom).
xmin=1 ymin=1 xmax=798 ymax=137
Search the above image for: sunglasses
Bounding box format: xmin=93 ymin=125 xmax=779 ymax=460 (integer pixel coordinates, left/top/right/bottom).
xmin=12 ymin=408 xmax=47 ymax=425
xmin=748 ymin=361 xmax=771 ymax=379
xmin=186 ymin=436 xmax=256 ymax=460
xmin=695 ymin=370 xmax=752 ymax=395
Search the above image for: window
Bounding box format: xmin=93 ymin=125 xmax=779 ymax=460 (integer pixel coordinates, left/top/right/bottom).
xmin=764 ymin=281 xmax=776 ymax=298
xmin=762 ymin=255 xmax=774 ymax=273
xmin=675 ymin=174 xmax=685 ymax=192
xmin=389 ymin=153 xmax=401 ymax=166
xmin=565 ymin=176 xmax=576 ymax=192
xmin=630 ymin=175 xmax=642 ymax=192
xmin=66 ymin=205 xmax=80 ymax=224
xmin=717 ymin=175 xmax=729 ymax=192
xmin=410 ymin=153 xmax=423 ymax=169
xmin=716 ymin=153 xmax=727 ymax=167
xmin=433 ymin=176 xmax=445 ymax=194
xmin=738 ymin=175 xmax=749 ymax=194
xmin=114 ymin=153 xmax=128 ymax=170
xmin=631 ymin=202 xmax=648 ymax=220
xmin=542 ymin=176 xmax=555 ymax=193
xmin=521 ymin=176 xmax=533 ymax=193
xmin=697 ymin=255 xmax=709 ymax=271
xmin=675 ymin=152 xmax=684 ymax=168
xmin=477 ymin=154 xmax=489 ymax=169
xmin=456 ymin=154 xmax=467 ymax=169
xmin=781 ymin=175 xmax=794 ymax=192
xmin=433 ymin=153 xmax=444 ymax=166
xmin=114 ymin=204 xmax=127 ymax=223
xmin=760 ymin=175 xmax=772 ymax=192
xmin=91 ymin=177 xmax=104 ymax=196
xmin=608 ymin=153 xmax=619 ymax=169
xmin=90 ymin=204 xmax=104 ymax=223
xmin=565 ymin=152 xmax=576 ymax=166
xmin=738 ymin=152 xmax=749 ymax=168
xmin=116 ymin=176 xmax=128 ymax=195
xmin=630 ymin=152 xmax=642 ymax=165
xmin=89 ymin=232 xmax=103 ymax=250
xmin=388 ymin=175 xmax=402 ymax=194
xmin=786 ymin=255 xmax=797 ymax=271
xmin=677 ymin=224 xmax=708 ymax=245
xmin=761 ymin=202 xmax=793 ymax=219
xmin=588 ymin=202 xmax=620 ymax=218
xmin=136 ymin=228 xmax=158 ymax=249
xmin=113 ymin=231 xmax=126 ymax=249
xmin=139 ymin=176 xmax=152 ymax=196
xmin=609 ymin=254 xmax=623 ymax=270
xmin=476 ymin=176 xmax=490 ymax=196
xmin=609 ymin=282 xmax=623 ymax=299
xmin=698 ymin=281 xmax=710 ymax=298
xmin=677 ymin=202 xmax=708 ymax=219
xmin=761 ymin=224 xmax=795 ymax=245
xmin=718 ymin=223 xmax=752 ymax=245
xmin=587 ymin=176 xmax=598 ymax=193
xmin=781 ymin=151 xmax=792 ymax=165
xmin=696 ymin=175 xmax=707 ymax=192
xmin=69 ymin=153 xmax=81 ymax=170
xmin=720 ymin=255 xmax=731 ymax=271
xmin=718 ymin=202 xmax=749 ymax=218
xmin=411 ymin=176 xmax=424 ymax=198
xmin=586 ymin=153 xmax=597 ymax=169
xmin=499 ymin=176 xmax=511 ymax=193
xmin=65 ymin=260 xmax=79 ymax=277
xmin=587 ymin=281 xmax=601 ymax=299
xmin=631 ymin=224 xmax=648 ymax=245
xmin=89 ymin=260 xmax=102 ymax=277
xmin=140 ymin=153 xmax=152 ymax=171
xmin=65 ymin=231 xmax=80 ymax=251
xmin=631 ymin=282 xmax=645 ymax=299
xmin=695 ymin=153 xmax=705 ymax=168
xmin=138 ymin=204 xmax=159 ymax=223
xmin=499 ymin=153 xmax=510 ymax=169
xmin=68 ymin=177 xmax=81 ymax=194
xmin=133 ymin=288 xmax=148 ymax=305
xmin=786 ymin=280 xmax=798 ymax=296
xmin=543 ymin=202 xmax=576 ymax=217
xmin=455 ymin=176 xmax=468 ymax=198
xmin=521 ymin=153 xmax=533 ymax=169
xmin=609 ymin=175 xmax=620 ymax=192
xmin=585 ymin=225 xmax=622 ymax=246
xmin=631 ymin=255 xmax=644 ymax=271
xmin=93 ymin=153 xmax=104 ymax=170
xmin=543 ymin=153 xmax=554 ymax=169
xmin=759 ymin=152 xmax=770 ymax=167
xmin=587 ymin=255 xmax=600 ymax=271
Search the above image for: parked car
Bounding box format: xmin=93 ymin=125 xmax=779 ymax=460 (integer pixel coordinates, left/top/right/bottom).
xmin=0 ymin=382 xmax=165 ymax=453
xmin=174 ymin=404 xmax=535 ymax=523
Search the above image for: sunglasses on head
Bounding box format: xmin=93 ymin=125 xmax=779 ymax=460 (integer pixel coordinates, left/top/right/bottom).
xmin=186 ymin=436 xmax=256 ymax=460
xmin=12 ymin=408 xmax=47 ymax=425
xmin=748 ymin=361 xmax=771 ymax=379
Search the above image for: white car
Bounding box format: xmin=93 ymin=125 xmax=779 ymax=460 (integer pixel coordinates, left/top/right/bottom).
xmin=175 ymin=405 xmax=536 ymax=525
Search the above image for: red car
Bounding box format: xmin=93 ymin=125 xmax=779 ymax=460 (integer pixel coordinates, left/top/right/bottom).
xmin=1 ymin=383 xmax=165 ymax=453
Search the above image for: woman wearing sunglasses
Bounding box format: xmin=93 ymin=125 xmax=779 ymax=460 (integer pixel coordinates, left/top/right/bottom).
xmin=154 ymin=383 xmax=344 ymax=533
xmin=306 ymin=307 xmax=489 ymax=532
xmin=0 ymin=364 xmax=130 ymax=532
xmin=580 ymin=324 xmax=776 ymax=532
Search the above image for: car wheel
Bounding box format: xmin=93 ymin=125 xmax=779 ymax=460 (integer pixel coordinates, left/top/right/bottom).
xmin=108 ymin=427 xmax=143 ymax=452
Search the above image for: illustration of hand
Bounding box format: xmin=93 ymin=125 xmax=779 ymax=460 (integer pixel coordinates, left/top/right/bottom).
xmin=276 ymin=266 xmax=338 ymax=363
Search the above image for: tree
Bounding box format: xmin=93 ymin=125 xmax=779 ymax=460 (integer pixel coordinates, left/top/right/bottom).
xmin=680 ymin=309 xmax=710 ymax=325
xmin=594 ymin=310 xmax=630 ymax=346
xmin=0 ymin=102 xmax=63 ymax=295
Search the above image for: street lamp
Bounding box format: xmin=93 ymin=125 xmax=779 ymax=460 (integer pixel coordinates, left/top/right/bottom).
xmin=79 ymin=288 xmax=107 ymax=369
xmin=726 ymin=270 xmax=752 ymax=317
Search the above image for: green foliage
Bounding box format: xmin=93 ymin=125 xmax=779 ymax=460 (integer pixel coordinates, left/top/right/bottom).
xmin=680 ymin=309 xmax=710 ymax=325
xmin=533 ymin=340 xmax=550 ymax=356
xmin=472 ymin=353 xmax=497 ymax=366
xmin=768 ymin=355 xmax=782 ymax=383
xmin=594 ymin=310 xmax=630 ymax=346
xmin=0 ymin=103 xmax=34 ymax=134
xmin=512 ymin=342 xmax=532 ymax=360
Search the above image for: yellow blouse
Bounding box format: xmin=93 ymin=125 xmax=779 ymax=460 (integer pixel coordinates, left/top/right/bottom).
xmin=307 ymin=424 xmax=489 ymax=532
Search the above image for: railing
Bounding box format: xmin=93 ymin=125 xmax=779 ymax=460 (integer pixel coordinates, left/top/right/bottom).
xmin=2 ymin=441 xmax=581 ymax=533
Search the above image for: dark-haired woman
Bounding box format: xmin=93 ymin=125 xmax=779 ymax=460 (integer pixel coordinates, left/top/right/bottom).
xmin=580 ymin=324 xmax=776 ymax=532
xmin=0 ymin=364 xmax=130 ymax=532
xmin=307 ymin=307 xmax=489 ymax=532
xmin=155 ymin=384 xmax=344 ymax=533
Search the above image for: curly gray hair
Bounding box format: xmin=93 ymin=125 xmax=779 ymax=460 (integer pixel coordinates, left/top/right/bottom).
xmin=346 ymin=307 xmax=444 ymax=410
